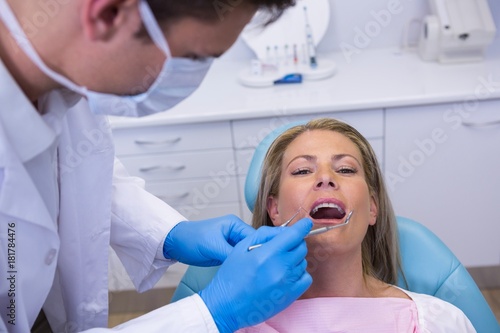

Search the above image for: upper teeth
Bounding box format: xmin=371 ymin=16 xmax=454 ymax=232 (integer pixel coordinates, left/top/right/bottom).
xmin=311 ymin=203 xmax=344 ymax=215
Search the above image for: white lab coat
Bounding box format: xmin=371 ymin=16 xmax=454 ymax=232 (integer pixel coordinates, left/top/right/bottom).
xmin=0 ymin=60 xmax=219 ymax=332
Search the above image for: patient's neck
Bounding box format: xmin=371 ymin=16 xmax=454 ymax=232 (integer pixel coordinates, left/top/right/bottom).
xmin=301 ymin=247 xmax=378 ymax=299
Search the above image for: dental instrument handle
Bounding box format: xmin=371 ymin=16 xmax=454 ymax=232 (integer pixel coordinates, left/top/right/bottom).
xmin=247 ymin=244 xmax=263 ymax=251
xmin=248 ymin=211 xmax=353 ymax=251
xmin=248 ymin=225 xmax=340 ymax=251
xmin=305 ymin=224 xmax=345 ymax=237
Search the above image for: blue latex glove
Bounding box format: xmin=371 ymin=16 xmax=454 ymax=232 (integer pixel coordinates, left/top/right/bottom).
xmin=163 ymin=215 xmax=254 ymax=266
xmin=199 ymin=218 xmax=313 ymax=333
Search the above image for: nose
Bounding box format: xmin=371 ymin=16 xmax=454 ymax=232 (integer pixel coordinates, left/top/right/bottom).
xmin=315 ymin=168 xmax=337 ymax=190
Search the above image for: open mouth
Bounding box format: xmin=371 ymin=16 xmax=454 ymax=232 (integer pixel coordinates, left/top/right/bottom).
xmin=309 ymin=203 xmax=346 ymax=220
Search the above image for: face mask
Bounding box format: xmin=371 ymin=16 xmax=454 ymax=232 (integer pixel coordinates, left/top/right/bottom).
xmin=0 ymin=0 xmax=213 ymax=117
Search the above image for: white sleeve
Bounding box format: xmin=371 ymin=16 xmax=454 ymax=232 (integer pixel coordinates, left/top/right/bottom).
xmin=110 ymin=158 xmax=186 ymax=292
xmin=407 ymin=290 xmax=477 ymax=333
xmin=83 ymin=294 xmax=219 ymax=333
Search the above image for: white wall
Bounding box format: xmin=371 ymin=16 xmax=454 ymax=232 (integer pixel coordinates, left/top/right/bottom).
xmin=223 ymin=0 xmax=500 ymax=61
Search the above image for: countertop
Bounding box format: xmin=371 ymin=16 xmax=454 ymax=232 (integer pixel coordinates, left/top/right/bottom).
xmin=108 ymin=42 xmax=500 ymax=129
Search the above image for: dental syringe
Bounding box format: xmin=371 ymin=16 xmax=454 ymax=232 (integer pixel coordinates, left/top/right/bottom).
xmin=303 ymin=6 xmax=318 ymax=69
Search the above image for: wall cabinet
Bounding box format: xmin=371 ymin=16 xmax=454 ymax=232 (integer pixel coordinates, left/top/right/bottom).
xmin=113 ymin=121 xmax=241 ymax=221
xmin=384 ymin=99 xmax=500 ymax=267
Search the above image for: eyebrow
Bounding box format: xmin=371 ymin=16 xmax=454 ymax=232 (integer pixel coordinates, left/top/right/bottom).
xmin=286 ymin=154 xmax=362 ymax=168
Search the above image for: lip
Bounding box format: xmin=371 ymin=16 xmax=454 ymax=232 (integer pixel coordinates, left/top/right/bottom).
xmin=308 ymin=198 xmax=347 ymax=225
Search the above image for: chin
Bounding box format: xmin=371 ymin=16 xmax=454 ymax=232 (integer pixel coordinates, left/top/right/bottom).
xmin=306 ymin=234 xmax=341 ymax=251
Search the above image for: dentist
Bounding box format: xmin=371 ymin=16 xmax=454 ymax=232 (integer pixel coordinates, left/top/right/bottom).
xmin=0 ymin=0 xmax=313 ymax=332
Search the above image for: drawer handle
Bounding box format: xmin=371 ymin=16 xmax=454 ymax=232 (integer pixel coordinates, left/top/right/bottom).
xmin=462 ymin=119 xmax=500 ymax=128
xmin=158 ymin=192 xmax=190 ymax=201
xmin=139 ymin=165 xmax=186 ymax=173
xmin=134 ymin=137 xmax=182 ymax=145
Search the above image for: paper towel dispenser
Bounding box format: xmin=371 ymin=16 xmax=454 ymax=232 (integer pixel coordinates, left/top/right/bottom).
xmin=418 ymin=0 xmax=497 ymax=63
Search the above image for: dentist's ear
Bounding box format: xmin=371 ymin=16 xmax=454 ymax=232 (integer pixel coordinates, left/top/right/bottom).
xmin=266 ymin=196 xmax=281 ymax=226
xmin=82 ymin=0 xmax=141 ymax=41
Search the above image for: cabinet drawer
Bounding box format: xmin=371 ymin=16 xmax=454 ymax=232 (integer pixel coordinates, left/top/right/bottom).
xmin=112 ymin=121 xmax=232 ymax=156
xmin=119 ymin=150 xmax=237 ymax=181
xmin=232 ymin=109 xmax=383 ymax=149
xmin=146 ymin=177 xmax=239 ymax=206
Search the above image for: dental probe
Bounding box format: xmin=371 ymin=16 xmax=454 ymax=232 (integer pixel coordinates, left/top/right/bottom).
xmin=248 ymin=210 xmax=353 ymax=251
xmin=279 ymin=207 xmax=306 ymax=227
xmin=247 ymin=208 xmax=305 ymax=251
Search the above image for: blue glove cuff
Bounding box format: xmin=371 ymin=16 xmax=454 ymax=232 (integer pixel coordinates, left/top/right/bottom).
xmin=163 ymin=238 xmax=172 ymax=260
xmin=199 ymin=289 xmax=234 ymax=333
xmin=163 ymin=222 xmax=183 ymax=260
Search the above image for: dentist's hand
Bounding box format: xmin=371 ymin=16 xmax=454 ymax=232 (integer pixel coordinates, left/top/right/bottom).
xmin=163 ymin=215 xmax=254 ymax=266
xmin=199 ymin=218 xmax=313 ymax=333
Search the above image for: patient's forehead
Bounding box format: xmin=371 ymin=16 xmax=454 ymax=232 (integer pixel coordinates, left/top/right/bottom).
xmin=283 ymin=130 xmax=362 ymax=165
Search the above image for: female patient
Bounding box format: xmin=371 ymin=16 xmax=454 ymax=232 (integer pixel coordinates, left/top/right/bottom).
xmin=239 ymin=118 xmax=475 ymax=332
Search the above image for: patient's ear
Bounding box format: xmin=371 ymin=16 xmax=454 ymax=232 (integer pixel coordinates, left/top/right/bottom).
xmin=266 ymin=196 xmax=280 ymax=226
xmin=369 ymin=195 xmax=378 ymax=226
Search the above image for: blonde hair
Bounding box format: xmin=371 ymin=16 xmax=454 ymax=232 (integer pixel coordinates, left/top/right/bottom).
xmin=252 ymin=118 xmax=402 ymax=284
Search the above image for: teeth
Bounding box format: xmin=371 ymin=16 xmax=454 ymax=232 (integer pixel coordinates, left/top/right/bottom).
xmin=311 ymin=203 xmax=344 ymax=215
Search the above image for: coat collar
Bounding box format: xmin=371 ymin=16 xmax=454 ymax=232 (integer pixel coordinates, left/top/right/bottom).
xmin=0 ymin=59 xmax=62 ymax=232
xmin=0 ymin=59 xmax=58 ymax=166
xmin=0 ymin=118 xmax=56 ymax=232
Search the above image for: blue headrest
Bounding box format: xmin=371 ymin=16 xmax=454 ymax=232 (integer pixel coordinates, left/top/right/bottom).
xmin=244 ymin=121 xmax=306 ymax=212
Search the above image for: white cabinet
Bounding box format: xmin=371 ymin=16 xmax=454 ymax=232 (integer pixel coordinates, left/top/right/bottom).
xmin=232 ymin=109 xmax=385 ymax=223
xmin=112 ymin=121 xmax=241 ymax=221
xmin=384 ymin=99 xmax=500 ymax=267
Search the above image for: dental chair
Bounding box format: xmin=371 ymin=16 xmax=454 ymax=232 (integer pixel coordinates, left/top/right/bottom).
xmin=171 ymin=122 xmax=500 ymax=333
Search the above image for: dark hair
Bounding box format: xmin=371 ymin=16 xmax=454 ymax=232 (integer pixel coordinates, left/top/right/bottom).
xmin=146 ymin=0 xmax=296 ymax=25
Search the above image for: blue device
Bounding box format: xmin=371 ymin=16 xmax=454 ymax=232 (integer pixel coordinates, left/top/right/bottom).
xmin=273 ymin=73 xmax=303 ymax=85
